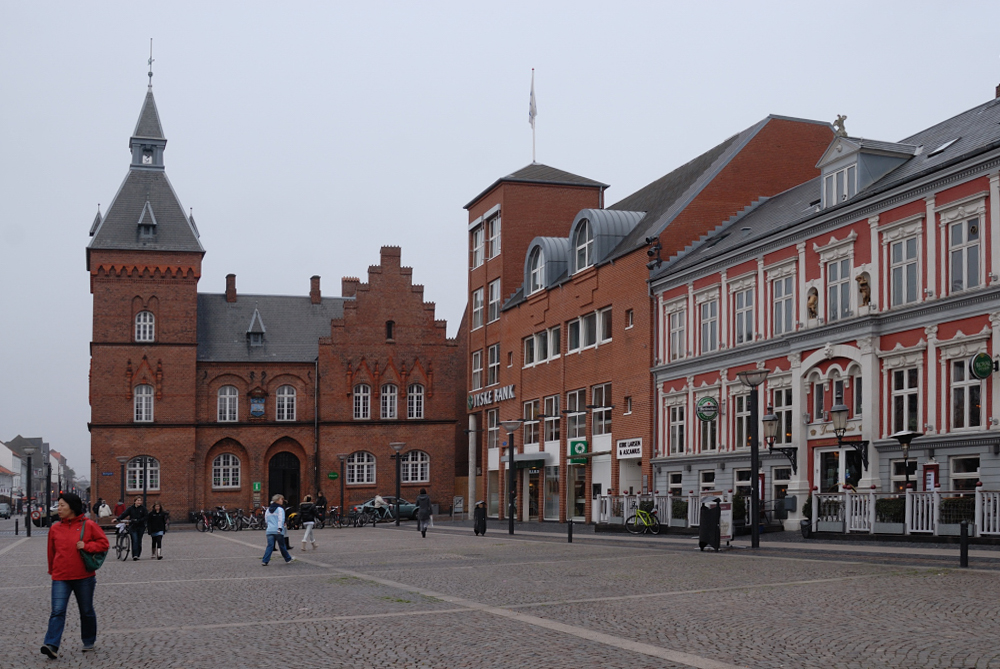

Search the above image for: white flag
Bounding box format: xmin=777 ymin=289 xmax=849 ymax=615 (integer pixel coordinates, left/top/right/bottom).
xmin=528 ymin=70 xmax=537 ymax=129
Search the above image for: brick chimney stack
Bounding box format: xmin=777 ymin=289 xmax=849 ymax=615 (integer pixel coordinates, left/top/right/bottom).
xmin=310 ymin=275 xmax=321 ymax=304
xmin=995 ymin=83 xmax=1000 ymax=99
xmin=225 ymin=274 xmax=237 ymax=303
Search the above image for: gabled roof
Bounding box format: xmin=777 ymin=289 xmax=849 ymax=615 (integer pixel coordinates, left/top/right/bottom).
xmin=464 ymin=162 xmax=608 ymax=209
xmin=133 ymin=89 xmax=165 ymax=140
xmin=816 ymin=136 xmax=918 ymax=168
xmin=247 ymin=307 xmax=266 ymax=334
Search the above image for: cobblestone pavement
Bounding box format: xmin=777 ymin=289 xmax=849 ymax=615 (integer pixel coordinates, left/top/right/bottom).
xmin=1 ymin=522 xmax=998 ymax=669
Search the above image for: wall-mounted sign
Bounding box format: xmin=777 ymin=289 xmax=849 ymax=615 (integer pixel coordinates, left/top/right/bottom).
xmin=970 ymin=352 xmax=996 ymax=380
xmin=252 ymin=482 xmax=262 ymax=492
xmin=249 ymin=387 xmax=267 ymax=418
xmin=467 ymin=384 xmax=516 ymax=410
xmin=616 ymin=438 xmax=642 ymax=459
xmin=327 ymin=472 xmax=339 ymax=480
xmin=696 ymin=397 xmax=720 ymax=422
xmin=568 ymin=439 xmax=588 ymax=464
xmin=101 ymin=472 xmax=114 ymax=477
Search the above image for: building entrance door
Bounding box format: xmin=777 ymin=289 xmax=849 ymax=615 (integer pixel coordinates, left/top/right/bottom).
xmin=268 ymin=452 xmax=300 ymax=509
xmin=527 ymin=470 xmax=539 ymax=520
xmin=817 ymin=449 xmax=862 ymax=493
xmin=569 ymin=465 xmax=586 ymax=521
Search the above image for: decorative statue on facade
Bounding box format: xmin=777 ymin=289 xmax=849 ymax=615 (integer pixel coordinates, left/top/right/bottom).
xmin=856 ymin=272 xmax=871 ymax=306
xmin=807 ymin=288 xmax=819 ymax=318
xmin=833 ymin=115 xmax=848 ymax=137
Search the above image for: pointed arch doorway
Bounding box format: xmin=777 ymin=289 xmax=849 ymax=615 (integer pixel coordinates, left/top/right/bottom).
xmin=268 ymin=451 xmax=300 ymax=509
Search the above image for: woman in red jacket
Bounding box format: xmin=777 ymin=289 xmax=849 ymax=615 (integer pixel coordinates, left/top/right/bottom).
xmin=41 ymin=492 xmax=109 ymax=660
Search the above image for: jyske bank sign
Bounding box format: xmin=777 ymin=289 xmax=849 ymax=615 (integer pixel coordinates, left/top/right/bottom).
xmin=468 ymin=384 xmax=516 ymax=410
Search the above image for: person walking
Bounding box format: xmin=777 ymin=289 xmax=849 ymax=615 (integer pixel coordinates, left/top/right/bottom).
xmin=41 ymin=493 xmax=109 ymax=659
xmin=262 ymin=495 xmax=296 ymax=566
xmin=315 ymin=491 xmax=328 ymax=524
xmin=116 ymin=496 xmax=148 ymax=561
xmin=415 ymin=488 xmax=432 ymax=538
xmin=147 ymin=503 xmax=167 ymax=560
xmin=299 ymin=496 xmax=317 ymax=551
xmin=112 ymin=500 xmax=125 ymax=517
xmin=473 ymin=500 xmax=487 ymax=536
xmin=91 ymin=499 xmax=102 ymax=517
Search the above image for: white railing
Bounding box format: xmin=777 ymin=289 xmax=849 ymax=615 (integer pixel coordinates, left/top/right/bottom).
xmin=907 ymin=490 xmax=936 ymax=534
xmin=846 ymin=490 xmax=873 ymax=533
xmin=979 ymin=491 xmax=1000 ymax=535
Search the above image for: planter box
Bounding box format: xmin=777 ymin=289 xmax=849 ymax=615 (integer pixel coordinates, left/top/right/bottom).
xmin=670 ymin=518 xmax=687 ymax=528
xmin=817 ymin=521 xmax=844 ymax=533
xmin=938 ymin=523 xmax=973 ymax=537
xmin=873 ymin=521 xmax=906 ymax=535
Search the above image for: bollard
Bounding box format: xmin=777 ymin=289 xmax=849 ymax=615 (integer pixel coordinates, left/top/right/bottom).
xmin=568 ymin=519 xmax=573 ymax=543
xmin=15 ymin=519 xmax=18 ymax=535
xmin=960 ymin=520 xmax=969 ymax=568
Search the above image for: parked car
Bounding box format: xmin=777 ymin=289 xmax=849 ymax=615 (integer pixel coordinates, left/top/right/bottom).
xmin=0 ymin=503 xmax=10 ymax=519
xmin=353 ymin=496 xmax=418 ymax=521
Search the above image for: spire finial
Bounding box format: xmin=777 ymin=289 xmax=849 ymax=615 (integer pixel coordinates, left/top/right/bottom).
xmin=147 ymin=38 xmax=154 ymax=89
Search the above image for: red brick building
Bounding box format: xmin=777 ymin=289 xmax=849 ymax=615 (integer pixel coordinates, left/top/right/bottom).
xmin=464 ymin=117 xmax=833 ymax=523
xmin=88 ymin=86 xmax=464 ymax=515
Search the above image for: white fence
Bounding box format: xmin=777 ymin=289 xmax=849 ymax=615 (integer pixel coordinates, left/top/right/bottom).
xmin=810 ymin=488 xmax=998 ymax=537
xmin=598 ymin=492 xmax=730 ymax=528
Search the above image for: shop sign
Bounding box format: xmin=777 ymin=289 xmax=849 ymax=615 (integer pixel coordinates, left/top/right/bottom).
xmin=696 ymin=397 xmax=720 ymax=422
xmin=467 ymin=384 xmax=516 ymax=410
xmin=970 ymin=352 xmax=996 ymax=380
xmin=252 ymin=482 xmax=262 ymax=492
xmin=327 ymin=471 xmax=339 ymax=480
xmin=616 ymin=438 xmax=642 ymax=459
xmin=568 ymin=439 xmax=588 ymax=464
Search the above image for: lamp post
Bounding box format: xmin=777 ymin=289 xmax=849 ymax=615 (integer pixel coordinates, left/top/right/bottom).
xmin=831 ymin=403 xmax=870 ymax=478
xmin=737 ymin=368 xmax=770 ymax=549
xmin=500 ymin=419 xmax=524 ymax=535
xmin=115 ymin=456 xmax=129 ymax=508
xmin=338 ymin=454 xmax=347 ymax=515
xmin=889 ymin=430 xmax=924 ymax=490
xmin=142 ymin=456 xmax=149 ymax=508
xmin=45 ymin=460 xmax=52 ymax=527
xmin=390 ymin=442 xmax=404 ymax=526
xmin=23 ymin=446 xmax=35 ymax=538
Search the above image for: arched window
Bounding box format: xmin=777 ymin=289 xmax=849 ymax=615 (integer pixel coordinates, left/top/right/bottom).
xmin=217 ymin=385 xmax=238 ymax=422
xmin=212 ymin=453 xmax=241 ymax=489
xmin=134 ymin=384 xmax=154 ymax=422
xmin=407 ymin=384 xmax=424 ymax=419
xmin=401 ymin=450 xmax=430 ymax=483
xmin=346 ymin=451 xmax=376 ymax=484
xmin=528 ymin=247 xmax=544 ymax=294
xmin=574 ymin=220 xmax=593 ymax=273
xmin=381 ymin=384 xmax=398 ymax=419
xmin=276 ymin=385 xmax=296 ymax=421
xmin=126 ymin=456 xmax=160 ymax=491
xmin=354 ymin=384 xmax=371 ymax=420
xmin=135 ymin=311 xmax=155 ymax=342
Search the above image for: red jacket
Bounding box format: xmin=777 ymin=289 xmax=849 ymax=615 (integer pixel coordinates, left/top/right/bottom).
xmin=47 ymin=515 xmax=110 ymax=581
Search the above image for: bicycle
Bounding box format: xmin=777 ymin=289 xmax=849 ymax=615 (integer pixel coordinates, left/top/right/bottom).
xmin=624 ymin=501 xmax=660 ymax=535
xmin=114 ymin=521 xmax=131 ymax=560
xmin=195 ymin=509 xmax=214 ymax=533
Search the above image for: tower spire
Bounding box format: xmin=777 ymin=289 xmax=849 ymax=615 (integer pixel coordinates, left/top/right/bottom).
xmin=147 ymin=38 xmax=154 ymax=89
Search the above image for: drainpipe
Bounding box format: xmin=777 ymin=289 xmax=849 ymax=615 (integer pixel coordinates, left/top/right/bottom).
xmin=314 ymin=357 xmax=320 ymax=496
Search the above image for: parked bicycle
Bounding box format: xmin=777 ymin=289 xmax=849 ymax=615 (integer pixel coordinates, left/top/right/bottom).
xmin=625 ymin=501 xmax=660 ymax=535
xmin=326 ymin=506 xmax=343 ymax=529
xmin=195 ymin=509 xmax=214 ymax=533
xmin=114 ymin=520 xmax=131 ymax=560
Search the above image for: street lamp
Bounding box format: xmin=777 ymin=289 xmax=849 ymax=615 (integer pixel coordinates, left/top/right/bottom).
xmin=500 ymin=419 xmax=524 ymax=535
xmin=338 ymin=454 xmax=347 ymax=515
xmin=737 ymin=368 xmax=770 ymax=549
xmin=889 ymin=430 xmax=923 ymax=490
xmin=762 ymin=407 xmax=797 ymax=475
xmin=45 ymin=460 xmax=52 ymax=527
xmin=23 ymin=446 xmax=35 ymax=538
xmin=390 ymin=442 xmax=405 ymax=527
xmin=115 ymin=456 xmax=129 ymax=508
xmin=831 ymin=403 xmax=869 ymax=472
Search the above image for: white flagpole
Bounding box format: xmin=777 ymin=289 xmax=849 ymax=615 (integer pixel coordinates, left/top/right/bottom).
xmin=528 ymin=69 xmax=537 ymax=163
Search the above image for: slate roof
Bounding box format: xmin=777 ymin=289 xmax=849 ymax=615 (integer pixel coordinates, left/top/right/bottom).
xmin=464 ymin=163 xmax=608 ymax=209
xmin=133 ymin=90 xmax=165 ymax=139
xmin=197 ymin=294 xmax=348 ymax=362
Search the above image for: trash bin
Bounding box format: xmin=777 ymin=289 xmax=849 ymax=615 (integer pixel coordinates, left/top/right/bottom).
xmin=699 ymin=498 xmax=722 ymax=552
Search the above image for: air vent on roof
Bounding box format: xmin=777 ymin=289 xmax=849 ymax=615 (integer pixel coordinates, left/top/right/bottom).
xmin=808 ymin=199 xmax=821 ymax=207
xmin=741 ymin=227 xmax=752 ymax=237
xmin=927 ymin=138 xmax=959 ymax=157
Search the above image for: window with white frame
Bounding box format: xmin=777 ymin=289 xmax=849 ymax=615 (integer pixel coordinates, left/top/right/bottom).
xmin=568 ymin=319 xmax=581 ymax=352
xmin=592 ymin=383 xmax=611 ymax=436
xmin=523 ymin=400 xmax=540 ymax=445
xmin=471 ymin=350 xmax=482 ymax=390
xmin=487 ymin=214 xmax=501 ymax=259
xmin=827 ymin=258 xmax=851 ymax=321
xmin=734 ymin=288 xmax=754 ymax=345
xmin=487 ymin=344 xmax=500 ymax=386
xmin=549 ymin=326 xmax=560 ymax=357
xmin=471 ymin=288 xmax=484 ymax=329
xmin=669 ymin=309 xmax=686 ymax=361
xmin=380 ymin=384 xmax=398 ymax=420
xmin=217 ymin=385 xmax=238 ymax=422
xmin=582 ymin=312 xmax=598 ymax=348
xmin=668 ymin=472 xmax=683 ymax=496
xmin=212 ymin=454 xmax=240 ymax=489
xmin=853 ymin=375 xmax=863 ymax=416
xmin=773 ymin=467 xmax=791 ymax=499
xmin=700 ymin=300 xmax=718 ymax=353
xmin=523 ymin=336 xmax=535 ymax=367
xmin=772 ymin=276 xmax=794 ymax=334
xmin=890 ymin=459 xmax=917 ymax=492
xmin=823 ymin=165 xmax=857 ymax=208
xmin=950 ymin=218 xmax=981 ymax=293
xmin=700 ymin=470 xmax=716 ymax=492
xmin=951 ymin=456 xmax=980 ymax=491
xmin=487 ymin=280 xmax=501 ymax=322
xmin=401 ymin=450 xmax=430 ymax=483
xmin=276 ymin=385 xmax=296 ymax=421
xmin=951 ymin=360 xmax=982 ymax=430
xmin=625 ymin=309 xmax=634 ymax=328
xmin=470 ymin=226 xmax=484 ymax=269
xmin=624 ymin=396 xmax=632 ymax=415
xmin=734 ymin=394 xmax=750 ymax=449
xmin=890 ymin=236 xmax=919 ymax=307
xmin=134 ymin=384 xmax=153 ymax=422
xmin=892 ymin=368 xmax=919 ymax=433
xmin=567 ymin=389 xmax=586 ymax=439
xmin=544 ymin=395 xmax=560 ymax=442
xmin=346 ymin=451 xmax=376 ymax=485
xmin=353 ymin=384 xmax=371 ymax=420
xmin=668 ymin=405 xmax=685 ymax=454
xmin=813 ymin=382 xmax=825 ymax=421
xmin=126 ymin=456 xmax=159 ymax=491
xmin=833 ymin=379 xmax=845 ymax=407
xmin=598 ymin=308 xmax=612 ymax=343
xmin=734 ymin=469 xmax=752 ymax=497
xmin=574 ymin=219 xmax=593 ymax=272
xmin=407 ymin=384 xmax=424 ymax=419
xmin=135 ymin=311 xmax=155 ymax=342
xmin=528 ymin=247 xmax=543 ymax=294
xmin=486 ymin=409 xmax=499 ymax=449
xmin=772 ymin=387 xmax=793 ymax=444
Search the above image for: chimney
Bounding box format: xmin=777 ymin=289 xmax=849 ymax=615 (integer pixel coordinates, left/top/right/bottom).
xmin=225 ymin=274 xmax=237 ymax=303
xmin=310 ymin=275 xmax=321 ymax=304
xmin=996 ymin=83 xmax=1000 ymax=99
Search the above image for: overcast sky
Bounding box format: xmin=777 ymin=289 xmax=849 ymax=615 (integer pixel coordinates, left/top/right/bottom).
xmin=2 ymin=2 xmax=998 ymax=475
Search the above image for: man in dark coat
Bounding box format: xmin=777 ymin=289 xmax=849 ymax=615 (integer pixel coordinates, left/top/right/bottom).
xmin=117 ymin=496 xmax=148 ymax=561
xmin=473 ymin=500 xmax=487 ymax=536
xmin=414 ymin=489 xmax=432 ymax=538
xmin=315 ymin=491 xmax=328 ymax=523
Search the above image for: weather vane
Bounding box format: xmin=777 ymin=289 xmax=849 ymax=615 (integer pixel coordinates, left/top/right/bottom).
xmin=147 ymin=38 xmax=154 ymax=88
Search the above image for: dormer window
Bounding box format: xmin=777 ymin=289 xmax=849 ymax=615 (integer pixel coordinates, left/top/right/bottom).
xmin=574 ymin=219 xmax=593 ymax=272
xmin=249 ymin=332 xmax=264 ymax=347
xmin=528 ymin=247 xmax=544 ymax=294
xmin=823 ymin=165 xmax=856 ymax=208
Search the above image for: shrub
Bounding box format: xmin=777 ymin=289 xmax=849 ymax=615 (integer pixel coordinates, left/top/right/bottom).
xmin=875 ymin=497 xmax=905 ymax=523
xmin=939 ymin=496 xmax=975 ymax=524
xmin=802 ymin=497 xmax=812 ymax=521
xmin=639 ymin=499 xmax=655 ymax=513
xmin=732 ymin=495 xmax=747 ymax=522
xmin=672 ymin=498 xmax=688 ymax=518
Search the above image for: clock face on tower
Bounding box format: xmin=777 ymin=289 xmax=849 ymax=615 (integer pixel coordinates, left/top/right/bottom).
xmin=142 ymin=151 xmax=153 ymax=164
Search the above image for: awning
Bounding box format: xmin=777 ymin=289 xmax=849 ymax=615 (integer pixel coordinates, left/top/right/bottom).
xmin=500 ymin=452 xmax=555 ymax=468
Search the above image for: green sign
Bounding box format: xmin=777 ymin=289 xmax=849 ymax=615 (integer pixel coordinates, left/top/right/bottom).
xmin=327 ymin=471 xmax=339 ymax=480
xmin=696 ymin=397 xmax=720 ymax=422
xmin=970 ymin=352 xmax=995 ymax=380
xmin=252 ymin=482 xmax=261 ymax=492
xmin=568 ymin=439 xmax=588 ymax=465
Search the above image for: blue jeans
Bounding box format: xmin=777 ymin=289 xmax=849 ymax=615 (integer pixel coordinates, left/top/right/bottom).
xmin=44 ymin=577 xmax=97 ymax=649
xmin=130 ymin=527 xmax=145 ymax=558
xmin=262 ymin=533 xmax=292 ymax=564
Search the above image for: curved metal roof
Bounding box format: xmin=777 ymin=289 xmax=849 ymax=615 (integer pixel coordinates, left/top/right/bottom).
xmin=567 ymin=209 xmax=645 ymax=271
xmin=523 ymin=236 xmax=570 ymax=294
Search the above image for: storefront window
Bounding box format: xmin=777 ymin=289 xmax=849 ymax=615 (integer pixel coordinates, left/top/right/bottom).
xmin=544 ymin=466 xmax=560 ymax=520
xmin=487 ymin=471 xmax=499 ymax=517
xmin=569 ymin=465 xmax=586 ymax=520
